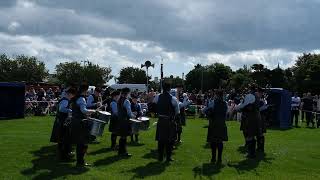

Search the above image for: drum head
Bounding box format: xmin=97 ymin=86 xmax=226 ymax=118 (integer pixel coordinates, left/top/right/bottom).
xmin=138 ymin=117 xmax=149 ymax=121
xmin=98 ymin=111 xmax=111 ymax=116
xmin=130 ymin=119 xmax=141 ymax=122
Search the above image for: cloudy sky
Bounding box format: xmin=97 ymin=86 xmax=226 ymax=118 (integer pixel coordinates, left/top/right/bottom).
xmin=1 ymin=0 xmax=320 ymax=80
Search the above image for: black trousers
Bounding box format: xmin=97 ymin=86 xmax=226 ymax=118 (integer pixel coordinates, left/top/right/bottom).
xmin=76 ymin=144 xmax=88 ymax=165
xmin=118 ymin=136 xmax=128 ymax=155
xmin=111 ymin=133 xmax=117 ymax=148
xmin=57 ymin=142 xmax=72 ymax=160
xmin=158 ymin=141 xmax=173 ymax=160
xmin=301 ymin=110 xmax=305 ymax=121
xmin=306 ymin=112 xmax=314 ymax=127
xmin=291 ymin=110 xmax=299 ymax=126
xmin=210 ymin=142 xmax=223 ymax=161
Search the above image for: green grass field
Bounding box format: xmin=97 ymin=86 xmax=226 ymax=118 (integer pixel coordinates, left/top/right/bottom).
xmin=0 ymin=116 xmax=319 ymax=180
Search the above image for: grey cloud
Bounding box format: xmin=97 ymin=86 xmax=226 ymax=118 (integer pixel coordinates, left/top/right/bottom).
xmin=11 ymin=0 xmax=319 ymax=53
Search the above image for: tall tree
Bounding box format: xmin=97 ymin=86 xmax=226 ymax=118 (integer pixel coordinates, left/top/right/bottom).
xmin=56 ymin=61 xmax=112 ymax=86
xmin=117 ymin=67 xmax=150 ymax=84
xmin=0 ymin=54 xmax=48 ymax=82
xmin=230 ymin=65 xmax=253 ymax=90
xmin=186 ymin=63 xmax=232 ymax=91
xmin=293 ymin=53 xmax=320 ymax=93
xmin=250 ymin=64 xmax=270 ymax=87
xmin=163 ymin=75 xmax=184 ymax=88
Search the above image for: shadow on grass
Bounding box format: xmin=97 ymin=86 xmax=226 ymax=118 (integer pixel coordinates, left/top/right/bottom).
xmin=127 ymin=161 xmax=170 ymax=179
xmin=89 ymin=147 xmax=113 ymax=155
xmin=193 ymin=163 xmax=224 ymax=179
xmin=128 ymin=142 xmax=146 ymax=147
xmin=228 ymin=153 xmax=274 ymax=175
xmin=94 ymin=155 xmax=125 ymax=167
xmin=142 ymin=149 xmax=158 ymax=160
xmin=268 ymin=126 xmax=292 ymax=131
xmin=21 ymin=145 xmax=88 ymax=180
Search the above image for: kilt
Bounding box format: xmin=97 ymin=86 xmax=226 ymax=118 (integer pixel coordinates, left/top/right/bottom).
xmin=156 ymin=116 xmax=177 ymax=143
xmin=50 ymin=117 xmax=71 ymax=143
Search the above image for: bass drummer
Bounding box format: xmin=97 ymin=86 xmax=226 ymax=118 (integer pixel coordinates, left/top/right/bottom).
xmin=130 ymin=94 xmax=143 ymax=143
xmin=70 ymin=84 xmax=95 ymax=167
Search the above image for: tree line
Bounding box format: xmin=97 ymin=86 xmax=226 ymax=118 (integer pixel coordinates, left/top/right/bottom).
xmin=0 ymin=53 xmax=319 ymax=93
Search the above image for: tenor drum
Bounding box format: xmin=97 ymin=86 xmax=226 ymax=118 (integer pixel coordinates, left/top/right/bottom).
xmin=137 ymin=117 xmax=150 ymax=131
xmin=97 ymin=111 xmax=111 ymax=124
xmin=83 ymin=118 xmax=107 ymax=137
xmin=130 ymin=117 xmax=150 ymax=134
xmin=130 ymin=119 xmax=141 ymax=134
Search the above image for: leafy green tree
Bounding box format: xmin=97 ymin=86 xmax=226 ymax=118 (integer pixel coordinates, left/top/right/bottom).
xmin=269 ymin=67 xmax=287 ymax=88
xmin=293 ymin=53 xmax=320 ymax=93
xmin=186 ymin=63 xmax=232 ymax=91
xmin=117 ymin=67 xmax=150 ymax=84
xmin=163 ymin=75 xmax=184 ymax=88
xmin=0 ymin=54 xmax=48 ymax=82
xmin=56 ymin=61 xmax=112 ymax=86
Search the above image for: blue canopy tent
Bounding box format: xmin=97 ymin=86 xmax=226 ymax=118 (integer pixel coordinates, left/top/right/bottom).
xmin=0 ymin=82 xmax=25 ymax=119
xmin=266 ymin=88 xmax=291 ymax=129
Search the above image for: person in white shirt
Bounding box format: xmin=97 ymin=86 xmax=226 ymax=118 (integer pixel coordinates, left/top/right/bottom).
xmin=291 ymin=92 xmax=301 ymax=127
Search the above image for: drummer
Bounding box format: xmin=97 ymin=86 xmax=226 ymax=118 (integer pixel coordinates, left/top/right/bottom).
xmin=87 ymin=87 xmax=102 ymax=110
xmin=87 ymin=87 xmax=102 ymax=143
xmin=116 ymin=88 xmax=136 ymax=157
xmin=176 ymin=85 xmax=192 ymax=144
xmin=70 ymin=84 xmax=96 ymax=167
xmin=109 ymin=90 xmax=121 ymax=150
xmin=50 ymin=87 xmax=76 ymax=161
xmin=154 ymin=82 xmax=180 ymax=162
xmin=130 ymin=94 xmax=143 ymax=143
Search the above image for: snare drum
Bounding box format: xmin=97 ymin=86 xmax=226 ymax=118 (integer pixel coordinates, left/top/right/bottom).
xmin=137 ymin=117 xmax=150 ymax=131
xmin=97 ymin=111 xmax=111 ymax=124
xmin=83 ymin=118 xmax=107 ymax=137
xmin=130 ymin=119 xmax=141 ymax=135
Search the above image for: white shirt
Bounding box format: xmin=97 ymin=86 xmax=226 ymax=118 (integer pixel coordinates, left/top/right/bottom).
xmin=291 ymin=96 xmax=301 ymax=110
xmin=235 ymin=94 xmax=256 ymax=111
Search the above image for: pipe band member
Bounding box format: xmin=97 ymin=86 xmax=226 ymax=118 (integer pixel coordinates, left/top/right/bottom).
xmin=70 ymin=84 xmax=95 ymax=167
xmin=50 ymin=87 xmax=76 ymax=161
xmin=109 ymin=90 xmax=121 ymax=150
xmin=235 ymin=85 xmax=263 ymax=158
xmin=116 ymin=88 xmax=135 ymax=157
xmin=154 ymin=82 xmax=180 ymax=162
xmin=203 ymin=89 xmax=228 ymax=164
xmin=87 ymin=87 xmax=102 ymax=143
xmin=255 ymin=88 xmax=267 ymax=153
xmin=130 ymin=94 xmax=143 ymax=143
